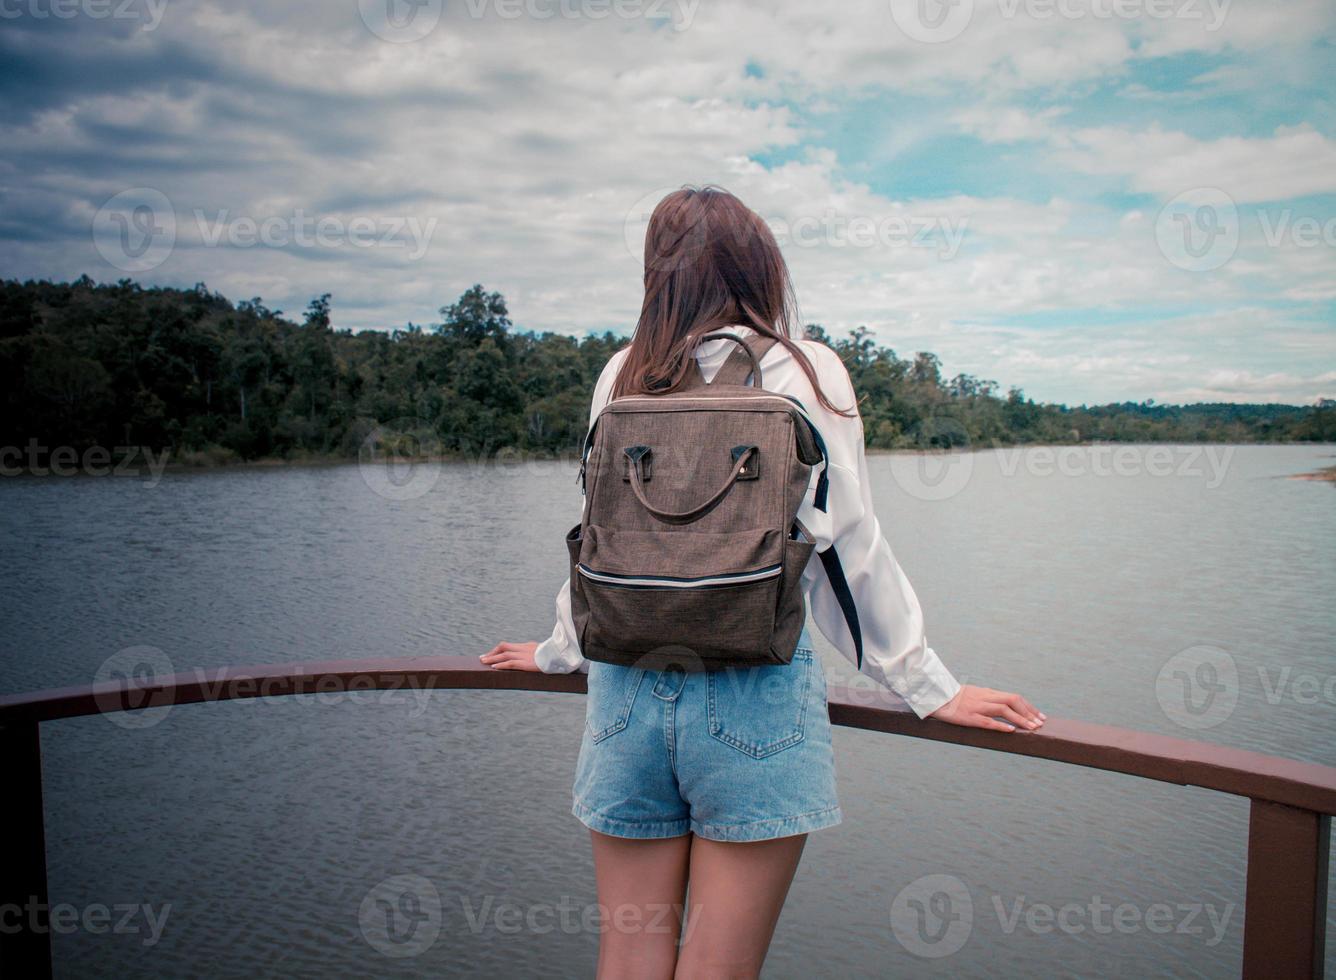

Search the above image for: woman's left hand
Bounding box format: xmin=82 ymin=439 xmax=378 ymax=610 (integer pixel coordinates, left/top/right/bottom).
xmin=929 ymin=684 xmax=1045 ymax=732
xmin=481 ymin=641 xmax=541 ymax=671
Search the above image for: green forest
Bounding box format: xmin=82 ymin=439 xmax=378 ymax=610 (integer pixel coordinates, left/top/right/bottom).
xmin=2 ymin=276 xmax=1332 ymax=468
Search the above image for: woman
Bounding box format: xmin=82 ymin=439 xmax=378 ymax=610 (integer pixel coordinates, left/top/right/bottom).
xmin=482 ymin=186 xmax=1044 ymax=978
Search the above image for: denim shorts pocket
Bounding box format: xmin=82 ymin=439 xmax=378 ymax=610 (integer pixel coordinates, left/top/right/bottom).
xmin=706 ymin=649 xmax=813 ymax=758
xmin=585 ymin=664 xmax=644 ymax=744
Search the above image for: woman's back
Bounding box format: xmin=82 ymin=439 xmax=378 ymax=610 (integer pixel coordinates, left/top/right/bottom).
xmin=480 ymin=185 xmax=1044 ymax=980
xmin=554 ymin=324 xmax=962 ymax=720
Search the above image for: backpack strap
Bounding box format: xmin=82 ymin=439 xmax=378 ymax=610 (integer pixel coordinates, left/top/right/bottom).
xmin=818 ymin=546 xmax=864 ymax=670
xmin=685 ymin=331 xmax=779 ymax=389
xmin=712 ymin=333 xmax=778 ymax=387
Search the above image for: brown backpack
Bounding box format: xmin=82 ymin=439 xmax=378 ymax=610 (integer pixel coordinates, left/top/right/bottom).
xmin=569 ymin=332 xmax=863 ymax=671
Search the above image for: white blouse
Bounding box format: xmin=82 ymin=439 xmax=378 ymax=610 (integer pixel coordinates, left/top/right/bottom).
xmin=533 ymin=326 xmax=963 ymax=719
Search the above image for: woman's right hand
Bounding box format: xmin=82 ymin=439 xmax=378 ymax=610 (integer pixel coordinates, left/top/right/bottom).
xmin=929 ymin=685 xmax=1046 ymax=732
xmin=480 ymin=641 xmax=541 ymax=671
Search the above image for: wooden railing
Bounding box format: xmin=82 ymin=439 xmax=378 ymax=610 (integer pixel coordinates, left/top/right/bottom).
xmin=1 ymin=657 xmax=1331 ymax=978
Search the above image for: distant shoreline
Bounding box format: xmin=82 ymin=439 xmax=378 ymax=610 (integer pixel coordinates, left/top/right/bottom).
xmin=167 ymin=440 xmax=1334 ymax=471
xmin=3 ymin=441 xmax=1333 ymax=481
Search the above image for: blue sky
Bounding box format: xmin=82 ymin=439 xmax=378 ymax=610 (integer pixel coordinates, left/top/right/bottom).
xmin=0 ymin=0 xmax=1332 ymax=404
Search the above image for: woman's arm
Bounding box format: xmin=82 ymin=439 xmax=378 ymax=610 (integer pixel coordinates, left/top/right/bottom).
xmin=480 ymin=579 xmax=585 ymax=672
xmin=796 ymin=344 xmax=1044 ymax=732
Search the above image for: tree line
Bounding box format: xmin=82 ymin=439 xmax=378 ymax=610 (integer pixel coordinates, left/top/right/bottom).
xmin=1 ymin=276 xmax=1331 ymax=466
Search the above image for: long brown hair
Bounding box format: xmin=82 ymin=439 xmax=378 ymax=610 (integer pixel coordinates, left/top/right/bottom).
xmin=612 ymin=186 xmax=854 ymax=416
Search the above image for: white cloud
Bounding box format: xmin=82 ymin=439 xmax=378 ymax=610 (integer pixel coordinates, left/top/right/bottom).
xmin=956 ymin=108 xmax=1336 ymax=205
xmin=0 ymin=0 xmax=1330 ymax=404
xmin=1054 ymin=124 xmax=1336 ymax=204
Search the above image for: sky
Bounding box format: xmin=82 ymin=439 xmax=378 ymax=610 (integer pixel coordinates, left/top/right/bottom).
xmin=0 ymin=0 xmax=1333 ymax=405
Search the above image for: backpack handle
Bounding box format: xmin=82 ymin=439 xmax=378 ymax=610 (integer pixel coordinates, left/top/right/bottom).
xmin=624 ymin=445 xmax=757 ymax=525
xmin=695 ymin=332 xmax=765 ymax=388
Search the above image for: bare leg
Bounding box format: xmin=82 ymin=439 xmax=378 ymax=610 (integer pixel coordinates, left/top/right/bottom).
xmin=590 ymin=830 xmax=692 ymax=980
xmin=674 ymin=834 xmax=807 ymax=979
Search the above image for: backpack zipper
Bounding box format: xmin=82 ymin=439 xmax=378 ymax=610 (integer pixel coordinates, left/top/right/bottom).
xmin=576 ymin=563 xmax=782 ymax=589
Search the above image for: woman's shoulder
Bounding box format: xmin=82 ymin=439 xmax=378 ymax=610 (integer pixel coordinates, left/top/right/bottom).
xmin=596 ymin=345 xmax=631 ymax=383
xmin=772 ymin=335 xmax=855 ymax=402
xmin=590 ymin=346 xmax=631 ymax=414
xmin=787 ymin=334 xmax=846 ymax=372
xmin=594 ymin=332 xmax=851 ymax=401
xmin=605 ymin=345 xmax=632 ymax=371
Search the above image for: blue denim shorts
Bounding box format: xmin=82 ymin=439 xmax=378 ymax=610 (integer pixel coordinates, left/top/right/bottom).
xmin=572 ymin=627 xmax=842 ymax=842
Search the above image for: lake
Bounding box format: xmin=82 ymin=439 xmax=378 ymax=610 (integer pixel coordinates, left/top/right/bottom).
xmin=2 ymin=443 xmax=1333 ymax=978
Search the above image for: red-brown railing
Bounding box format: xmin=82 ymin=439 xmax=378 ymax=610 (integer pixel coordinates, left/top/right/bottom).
xmin=1 ymin=658 xmax=1331 ymax=978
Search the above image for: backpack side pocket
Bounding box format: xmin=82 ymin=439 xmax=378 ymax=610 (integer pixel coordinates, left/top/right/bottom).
xmin=566 ymin=522 xmax=591 ymax=653
xmin=771 ymin=521 xmax=815 ymax=662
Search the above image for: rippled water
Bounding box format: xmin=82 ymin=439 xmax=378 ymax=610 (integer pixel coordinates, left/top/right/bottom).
xmin=2 ymin=444 xmax=1333 ymax=978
